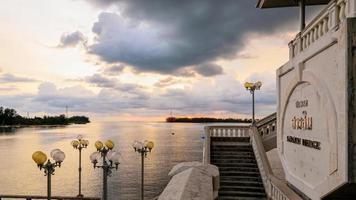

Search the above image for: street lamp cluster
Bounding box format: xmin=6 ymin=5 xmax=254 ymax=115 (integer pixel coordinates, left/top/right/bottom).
xmin=32 ymin=137 xmax=154 ymax=200
xmin=71 ymin=135 xmax=89 ymax=197
xmin=32 ymin=149 xmax=66 ymax=200
xmin=132 ymin=140 xmax=154 ymax=200
xmin=90 ymin=140 xmax=120 ymax=200
xmin=244 ymin=81 xmax=262 ymax=125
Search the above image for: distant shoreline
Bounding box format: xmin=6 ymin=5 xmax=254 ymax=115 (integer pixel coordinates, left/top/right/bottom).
xmin=0 ymin=107 xmax=90 ymax=126
xmin=0 ymin=124 xmax=75 ymax=128
xmin=166 ymin=117 xmax=254 ymax=123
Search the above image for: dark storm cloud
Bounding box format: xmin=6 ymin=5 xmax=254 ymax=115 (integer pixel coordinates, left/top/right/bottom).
xmin=86 ymin=0 xmax=300 ymax=74
xmin=193 ymin=63 xmax=223 ymax=77
xmin=58 ymin=31 xmax=87 ymax=48
xmin=103 ymin=65 xmax=125 ymax=75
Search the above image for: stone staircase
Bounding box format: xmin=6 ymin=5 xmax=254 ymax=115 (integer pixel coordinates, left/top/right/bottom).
xmin=210 ymin=137 xmax=267 ymax=200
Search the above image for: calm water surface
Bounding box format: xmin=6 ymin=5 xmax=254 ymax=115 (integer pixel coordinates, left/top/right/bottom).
xmin=0 ymin=121 xmax=209 ymax=199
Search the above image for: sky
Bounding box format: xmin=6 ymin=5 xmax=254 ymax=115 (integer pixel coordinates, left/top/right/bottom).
xmin=0 ymin=0 xmax=320 ymax=121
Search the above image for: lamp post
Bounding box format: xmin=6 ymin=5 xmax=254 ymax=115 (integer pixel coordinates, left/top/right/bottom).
xmin=244 ymin=81 xmax=262 ymax=126
xmin=32 ymin=149 xmax=66 ymax=200
xmin=71 ymin=135 xmax=89 ymax=197
xmin=132 ymin=140 xmax=154 ymax=200
xmin=90 ymin=140 xmax=120 ymax=200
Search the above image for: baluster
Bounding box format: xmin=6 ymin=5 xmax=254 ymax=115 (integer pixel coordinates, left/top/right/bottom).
xmin=318 ymin=23 xmax=323 ymax=37
xmin=323 ymin=17 xmax=329 ymax=34
xmin=339 ymin=1 xmax=346 ymax=21
xmin=305 ymin=33 xmax=308 ymax=46
xmin=314 ymin=27 xmax=318 ymax=40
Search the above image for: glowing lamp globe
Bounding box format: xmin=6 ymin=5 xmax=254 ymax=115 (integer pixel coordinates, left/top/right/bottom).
xmin=107 ymin=150 xmax=120 ymax=163
xmin=50 ymin=149 xmax=61 ymax=158
xmin=105 ymin=140 xmax=115 ymax=150
xmin=145 ymin=141 xmax=154 ymax=150
xmin=82 ymin=139 xmax=89 ymax=146
xmin=95 ymin=141 xmax=104 ymax=150
xmin=244 ymin=82 xmax=252 ymax=89
xmin=77 ymin=134 xmax=83 ymax=140
xmin=32 ymin=151 xmax=47 ymax=165
xmin=71 ymin=140 xmax=79 ymax=148
xmin=134 ymin=141 xmax=144 ymax=150
xmin=255 ymin=81 xmax=262 ymax=89
xmin=90 ymin=152 xmax=100 ymax=163
xmin=51 ymin=149 xmax=65 ymax=163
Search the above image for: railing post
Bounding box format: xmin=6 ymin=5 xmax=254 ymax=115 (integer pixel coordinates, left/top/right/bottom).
xmin=328 ymin=1 xmax=339 ymax=30
xmin=347 ymin=0 xmax=356 ymax=17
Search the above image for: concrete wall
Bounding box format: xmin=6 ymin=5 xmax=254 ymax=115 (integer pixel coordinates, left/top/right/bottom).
xmin=276 ymin=14 xmax=354 ymax=200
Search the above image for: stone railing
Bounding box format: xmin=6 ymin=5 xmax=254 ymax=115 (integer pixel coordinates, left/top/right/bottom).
xmin=256 ymin=112 xmax=277 ymax=151
xmin=250 ymin=127 xmax=303 ymax=200
xmin=289 ymin=0 xmax=351 ymax=58
xmin=202 ymin=125 xmax=250 ymax=164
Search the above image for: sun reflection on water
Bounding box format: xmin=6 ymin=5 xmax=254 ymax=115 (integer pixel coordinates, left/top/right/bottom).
xmin=0 ymin=122 xmax=204 ymax=199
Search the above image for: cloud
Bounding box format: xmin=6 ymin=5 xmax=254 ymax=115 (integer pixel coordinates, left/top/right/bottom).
xmin=0 ymin=71 xmax=277 ymax=117
xmin=85 ymin=1 xmax=300 ymax=74
xmin=154 ymin=77 xmax=182 ymax=87
xmin=103 ymin=64 xmax=125 ymax=76
xmin=84 ymin=73 xmax=148 ymax=98
xmin=0 ymin=73 xmax=38 ymax=83
xmin=58 ymin=31 xmax=87 ymax=48
xmin=193 ymin=63 xmax=223 ymax=77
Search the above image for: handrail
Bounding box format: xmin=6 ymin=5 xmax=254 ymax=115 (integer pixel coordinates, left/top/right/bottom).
xmin=250 ymin=127 xmax=303 ymax=200
xmin=0 ymin=195 xmax=100 ymax=200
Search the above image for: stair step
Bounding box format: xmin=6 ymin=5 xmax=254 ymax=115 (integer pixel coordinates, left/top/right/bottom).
xmin=220 ymin=180 xmax=263 ymax=187
xmin=220 ymin=185 xmax=265 ymax=193
xmin=218 ymin=196 xmax=267 ymax=200
xmin=212 ymin=145 xmax=252 ymax=149
xmin=219 ymin=190 xmax=266 ymax=198
xmin=218 ymin=167 xmax=259 ymax=172
xmin=212 ymin=151 xmax=255 ymax=156
xmin=211 ymin=148 xmax=253 ymax=153
xmin=214 ymin=163 xmax=258 ymax=168
xmin=211 ymin=159 xmax=257 ymax=164
xmin=220 ymin=176 xmax=262 ymax=182
xmin=220 ymin=171 xmax=261 ymax=177
xmin=211 ymin=155 xmax=255 ymax=159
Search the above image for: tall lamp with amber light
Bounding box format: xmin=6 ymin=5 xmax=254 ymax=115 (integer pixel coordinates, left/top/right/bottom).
xmin=32 ymin=149 xmax=66 ymax=200
xmin=132 ymin=140 xmax=154 ymax=200
xmin=71 ymin=135 xmax=89 ymax=197
xmin=244 ymin=81 xmax=262 ymax=126
xmin=90 ymin=140 xmax=120 ymax=200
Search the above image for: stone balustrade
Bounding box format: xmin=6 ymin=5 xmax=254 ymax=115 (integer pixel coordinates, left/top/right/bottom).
xmin=204 ymin=125 xmax=250 ymax=138
xmin=203 ymin=125 xmax=250 ymax=164
xmin=250 ymin=127 xmax=303 ymax=200
xmin=289 ymin=0 xmax=352 ymax=58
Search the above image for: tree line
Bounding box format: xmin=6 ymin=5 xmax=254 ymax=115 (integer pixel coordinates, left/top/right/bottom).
xmin=166 ymin=117 xmax=254 ymax=123
xmin=0 ymin=107 xmax=90 ymax=126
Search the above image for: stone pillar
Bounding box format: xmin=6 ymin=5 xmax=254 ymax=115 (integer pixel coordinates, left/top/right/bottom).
xmin=347 ymin=0 xmax=356 ymax=17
